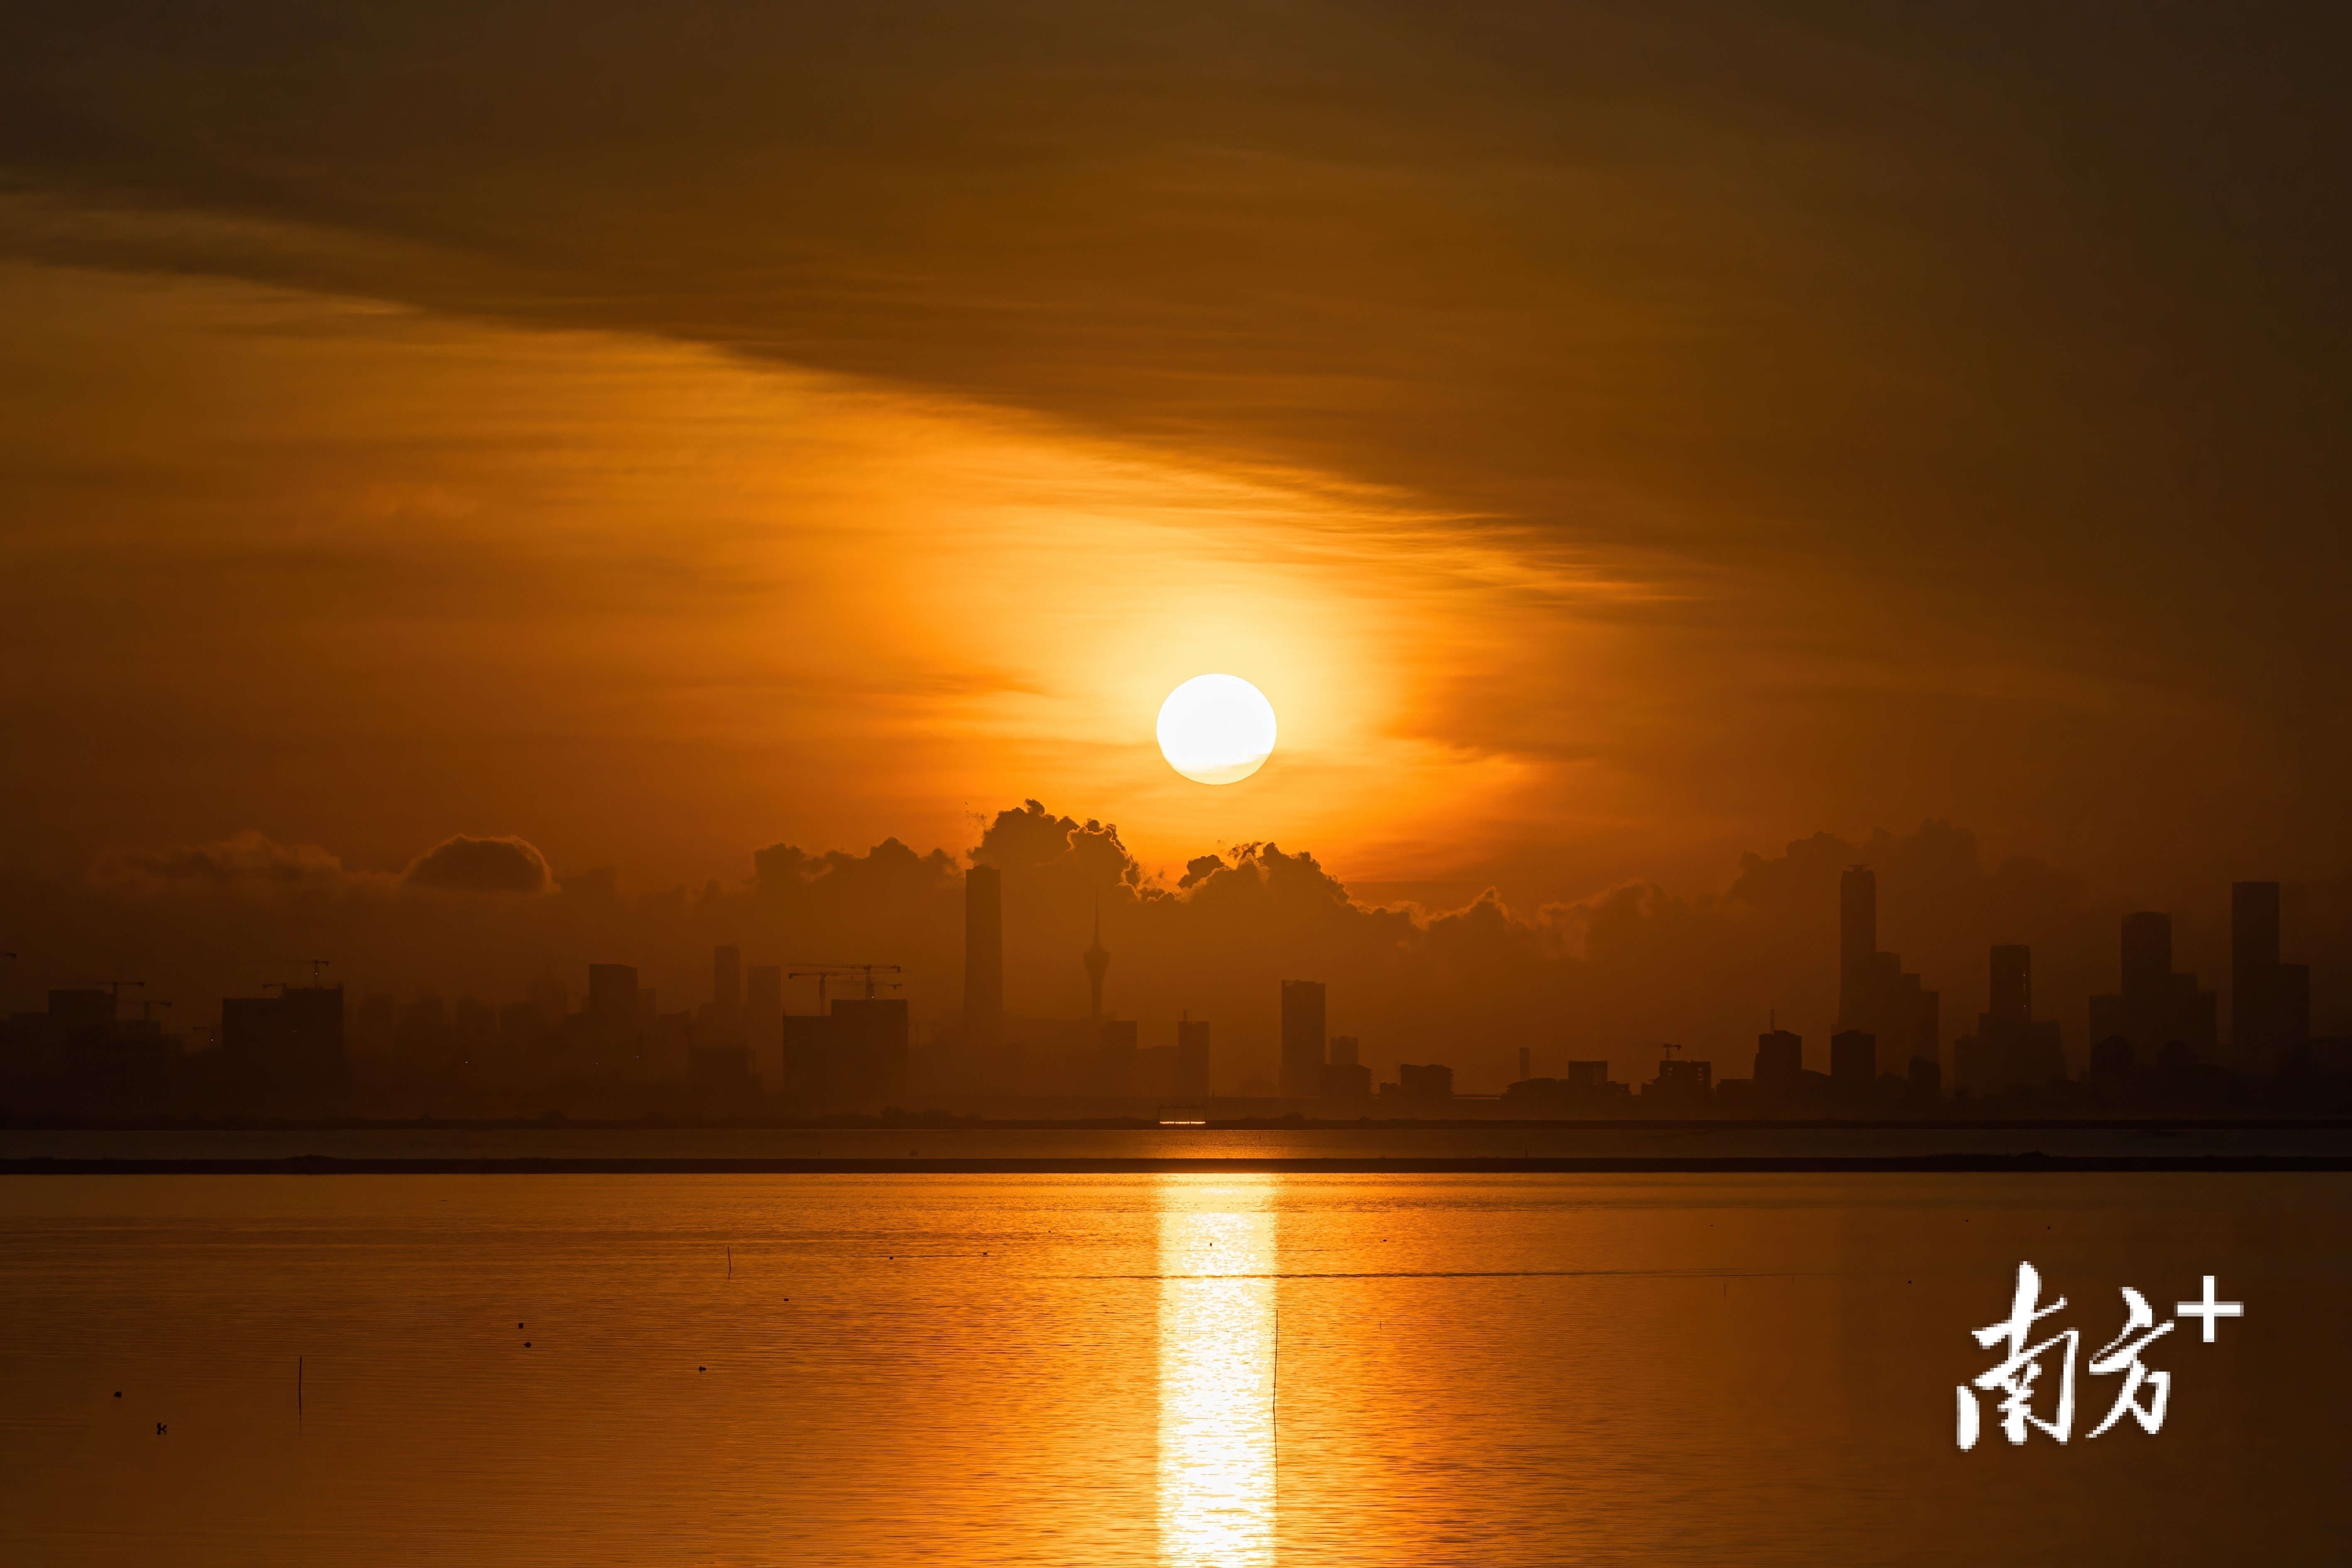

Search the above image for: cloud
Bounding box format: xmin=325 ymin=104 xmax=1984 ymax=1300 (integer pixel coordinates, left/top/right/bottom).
xmin=751 ymin=836 xmax=959 ymax=908
xmin=403 ymin=834 xmax=552 ymax=895
xmin=970 ymin=800 xmax=1088 ymax=873
xmin=88 ymin=830 xmax=371 ymax=895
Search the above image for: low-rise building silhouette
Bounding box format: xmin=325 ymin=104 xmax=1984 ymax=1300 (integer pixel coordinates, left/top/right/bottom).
xmin=1644 ymin=1050 xmax=1712 ymax=1106
xmin=1320 ymin=1060 xmax=1373 ymax=1100
xmin=1503 ymin=1059 xmax=1630 ymax=1111
xmin=782 ymin=996 xmax=910 ymax=1108
xmin=222 ymin=982 xmax=347 ymax=1096
xmin=1382 ymin=1062 xmax=1452 ymax=1105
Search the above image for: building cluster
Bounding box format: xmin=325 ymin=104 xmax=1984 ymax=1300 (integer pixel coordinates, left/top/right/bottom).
xmin=0 ymin=861 xmax=2342 ymax=1119
xmin=960 ymin=870 xmax=1210 ymax=1102
xmin=1548 ymin=871 xmax=2335 ymax=1115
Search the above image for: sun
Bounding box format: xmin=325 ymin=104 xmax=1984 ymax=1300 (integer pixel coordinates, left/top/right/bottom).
xmin=1156 ymin=674 xmax=1277 ymax=785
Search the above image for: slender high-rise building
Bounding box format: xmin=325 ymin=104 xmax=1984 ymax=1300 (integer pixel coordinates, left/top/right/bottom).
xmin=1279 ymin=980 xmax=1326 ymax=1098
xmin=1833 ymin=865 xmax=1938 ymax=1074
xmin=1838 ymin=866 xmax=1877 ymax=1032
xmin=1083 ymin=904 xmax=1110 ymax=1023
xmin=963 ymin=865 xmax=1003 ymax=1051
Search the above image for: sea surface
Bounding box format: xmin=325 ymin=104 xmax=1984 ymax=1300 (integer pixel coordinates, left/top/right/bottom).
xmin=1 ymin=1163 xmax=2345 ymax=1564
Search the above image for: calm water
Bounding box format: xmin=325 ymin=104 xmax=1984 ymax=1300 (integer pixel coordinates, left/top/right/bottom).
xmin=1 ymin=1170 xmax=2345 ymax=1564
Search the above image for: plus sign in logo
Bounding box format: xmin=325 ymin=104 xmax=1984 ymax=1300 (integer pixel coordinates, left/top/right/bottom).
xmin=1957 ymin=1264 xmax=2245 ymax=1449
xmin=2174 ymin=1275 xmax=2244 ymax=1343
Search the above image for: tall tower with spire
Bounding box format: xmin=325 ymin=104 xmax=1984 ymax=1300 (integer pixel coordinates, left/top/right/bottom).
xmin=1083 ymin=903 xmax=1111 ymax=1022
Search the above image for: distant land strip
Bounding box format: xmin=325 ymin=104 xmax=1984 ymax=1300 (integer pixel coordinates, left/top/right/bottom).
xmin=5 ymin=1155 xmax=2352 ymax=1175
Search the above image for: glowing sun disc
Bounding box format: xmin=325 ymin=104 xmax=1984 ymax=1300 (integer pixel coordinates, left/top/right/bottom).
xmin=1157 ymin=674 xmax=1277 ymax=785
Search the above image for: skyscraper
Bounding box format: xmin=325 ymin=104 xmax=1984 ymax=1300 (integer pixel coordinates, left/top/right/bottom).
xmin=963 ymin=865 xmax=1003 ymax=1052
xmin=1083 ymin=904 xmax=1110 ymax=1022
xmin=1953 ymin=945 xmax=2064 ymax=1095
xmin=2089 ymin=912 xmax=2216 ymax=1061
xmin=1280 ymin=979 xmax=1326 ymax=1097
xmin=2232 ymin=881 xmax=2310 ymax=1069
xmin=1175 ymin=1015 xmax=1211 ymax=1098
xmin=1838 ymin=866 xmax=1876 ymax=1032
xmin=1836 ymin=865 xmax=1940 ymax=1075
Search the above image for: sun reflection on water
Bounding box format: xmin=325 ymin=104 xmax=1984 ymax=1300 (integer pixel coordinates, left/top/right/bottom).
xmin=1158 ymin=1177 xmax=1279 ymax=1567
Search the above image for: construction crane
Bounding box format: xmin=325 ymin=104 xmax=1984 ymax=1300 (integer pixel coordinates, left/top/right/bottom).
xmin=787 ymin=964 xmax=902 ymax=1011
xmin=289 ymin=959 xmax=332 ymax=984
xmin=88 ymin=979 xmax=147 ymax=1005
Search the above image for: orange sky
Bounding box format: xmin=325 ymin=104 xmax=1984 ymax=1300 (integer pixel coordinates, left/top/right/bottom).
xmin=0 ymin=261 xmax=1589 ymax=891
xmin=2 ymin=5 xmax=2348 ymax=915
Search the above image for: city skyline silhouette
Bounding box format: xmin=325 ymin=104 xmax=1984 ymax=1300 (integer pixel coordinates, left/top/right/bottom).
xmin=5 ymin=798 xmax=2345 ymax=1119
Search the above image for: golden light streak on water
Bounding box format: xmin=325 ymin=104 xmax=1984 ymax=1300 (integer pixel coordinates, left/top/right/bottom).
xmin=1157 ymin=1176 xmax=1278 ymax=1567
